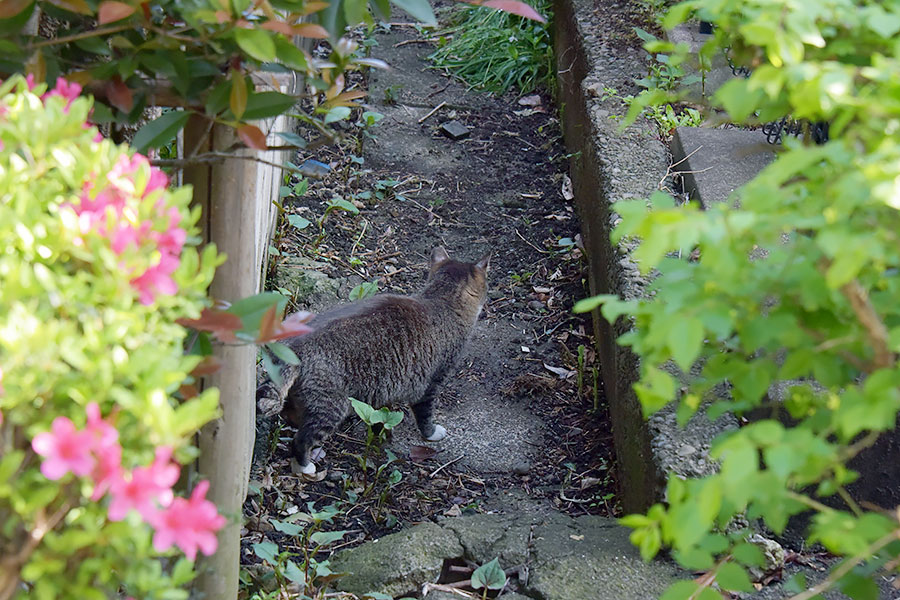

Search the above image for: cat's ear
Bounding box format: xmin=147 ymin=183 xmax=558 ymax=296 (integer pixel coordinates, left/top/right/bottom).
xmin=430 ymin=246 xmax=451 ymax=270
xmin=475 ymin=253 xmax=490 ymax=273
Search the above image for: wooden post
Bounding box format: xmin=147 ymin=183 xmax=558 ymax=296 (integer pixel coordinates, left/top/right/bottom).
xmin=188 ymin=123 xmax=260 ymax=599
xmin=184 ymin=70 xmax=294 ymax=598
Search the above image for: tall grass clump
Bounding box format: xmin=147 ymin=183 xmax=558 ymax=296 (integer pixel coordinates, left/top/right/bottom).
xmin=429 ymin=0 xmax=554 ymax=95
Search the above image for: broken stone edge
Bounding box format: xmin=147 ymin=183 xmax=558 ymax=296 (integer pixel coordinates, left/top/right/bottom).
xmin=552 ymin=0 xmax=737 ymax=513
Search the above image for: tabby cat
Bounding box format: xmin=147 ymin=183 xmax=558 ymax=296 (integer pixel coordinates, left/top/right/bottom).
xmin=257 ymin=247 xmax=489 ymax=474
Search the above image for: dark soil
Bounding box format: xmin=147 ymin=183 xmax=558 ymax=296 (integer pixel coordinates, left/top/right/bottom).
xmin=240 ymin=13 xmax=618 ymax=584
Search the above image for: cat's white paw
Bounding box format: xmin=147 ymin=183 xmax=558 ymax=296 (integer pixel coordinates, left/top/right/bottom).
xmin=425 ymin=424 xmax=447 ymax=442
xmin=291 ymin=458 xmax=317 ymax=476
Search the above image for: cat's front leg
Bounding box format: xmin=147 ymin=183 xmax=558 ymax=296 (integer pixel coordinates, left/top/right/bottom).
xmin=411 ymin=383 xmax=447 ymax=442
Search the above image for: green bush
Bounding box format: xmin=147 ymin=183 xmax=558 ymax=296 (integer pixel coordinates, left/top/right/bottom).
xmin=577 ymin=0 xmax=900 ymax=598
xmin=0 ymin=75 xmax=225 ymax=599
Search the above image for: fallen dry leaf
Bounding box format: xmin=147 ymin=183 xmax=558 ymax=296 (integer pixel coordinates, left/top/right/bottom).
xmin=410 ymin=445 xmax=438 ymax=461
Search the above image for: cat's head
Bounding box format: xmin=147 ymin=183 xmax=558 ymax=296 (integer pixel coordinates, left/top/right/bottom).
xmin=426 ymin=247 xmax=490 ymax=320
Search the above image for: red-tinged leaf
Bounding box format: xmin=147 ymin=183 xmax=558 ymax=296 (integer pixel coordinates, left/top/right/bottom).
xmin=264 ymin=311 xmax=315 ymax=342
xmin=465 ymin=0 xmax=545 ymax=22
xmin=215 ymin=9 xmax=230 ymax=22
xmin=190 ymin=356 xmax=223 ymax=377
xmin=294 ymin=23 xmax=329 ymax=38
xmin=237 ymin=124 xmax=267 ymax=150
xmin=0 ymin=0 xmax=32 ymax=19
xmin=410 ymin=445 xmax=438 ymax=461
xmin=105 ymin=76 xmax=133 ymax=112
xmin=261 ymin=20 xmax=294 ymax=35
xmin=177 ymin=308 xmax=243 ymax=342
xmin=256 ymin=305 xmax=278 ymax=342
xmin=322 ymin=90 xmax=367 ymax=109
xmin=299 ymin=2 xmax=330 ymax=16
xmin=98 ymin=1 xmax=136 ymax=24
xmin=179 ymin=383 xmax=199 ymax=399
xmin=230 ymin=70 xmax=247 ymax=119
xmin=141 ymin=1 xmax=151 ymax=19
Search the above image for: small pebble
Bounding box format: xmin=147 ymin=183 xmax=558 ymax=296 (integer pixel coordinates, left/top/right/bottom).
xmin=513 ymin=461 xmax=531 ymax=475
xmin=676 ymin=444 xmax=697 ymax=457
xmin=527 ymin=300 xmax=545 ymax=311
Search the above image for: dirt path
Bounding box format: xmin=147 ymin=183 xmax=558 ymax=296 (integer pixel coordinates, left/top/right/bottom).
xmin=242 ymin=17 xmax=616 ymax=573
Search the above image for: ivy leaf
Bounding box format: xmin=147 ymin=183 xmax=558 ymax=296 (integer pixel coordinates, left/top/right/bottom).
xmin=309 ymin=530 xmax=347 ymax=546
xmin=287 ymin=214 xmax=311 ymax=230
xmin=252 ymin=541 xmax=279 ymax=564
xmin=471 ymin=557 xmax=506 ymax=591
xmin=132 ymin=110 xmax=190 ymax=152
xmin=234 ymin=28 xmax=276 ymax=62
xmin=270 ymin=519 xmax=304 ymax=536
xmin=105 ymin=76 xmax=133 ymax=112
xmin=97 ymin=1 xmax=136 ymax=23
xmin=324 ymin=106 xmax=352 ymax=123
xmin=351 ymin=398 xmax=375 ymax=424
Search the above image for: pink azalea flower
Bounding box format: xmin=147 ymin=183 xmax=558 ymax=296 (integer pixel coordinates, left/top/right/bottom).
xmin=42 ymin=78 xmax=82 ymax=111
xmin=150 ymin=480 xmax=225 ymax=561
xmin=32 ymin=416 xmax=95 ymax=480
xmin=144 ymin=167 xmax=169 ymax=198
xmin=108 ymin=447 xmax=180 ymax=521
xmin=131 ymin=253 xmax=180 ymax=305
xmin=25 ymin=74 xmax=36 ymax=91
xmin=110 ymin=221 xmax=151 ymax=255
xmin=85 ymin=403 xmax=123 ymax=500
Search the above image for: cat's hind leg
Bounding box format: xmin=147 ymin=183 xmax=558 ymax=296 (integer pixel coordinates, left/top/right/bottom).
xmin=411 ymin=382 xmax=447 ymax=442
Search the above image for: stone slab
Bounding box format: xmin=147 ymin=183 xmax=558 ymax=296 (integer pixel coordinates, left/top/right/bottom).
xmin=671 ymin=126 xmax=776 ymax=208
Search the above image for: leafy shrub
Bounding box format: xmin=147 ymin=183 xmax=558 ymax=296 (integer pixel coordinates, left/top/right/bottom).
xmin=577 ymin=0 xmax=900 ymax=598
xmin=0 ymin=75 xmax=225 ymax=599
xmin=429 ymin=0 xmax=553 ymax=95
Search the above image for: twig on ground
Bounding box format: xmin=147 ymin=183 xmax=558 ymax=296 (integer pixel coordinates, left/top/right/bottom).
xmin=515 ymin=229 xmax=551 ymax=255
xmin=430 ymin=454 xmax=464 ymax=478
xmin=418 ymin=101 xmax=447 ymax=124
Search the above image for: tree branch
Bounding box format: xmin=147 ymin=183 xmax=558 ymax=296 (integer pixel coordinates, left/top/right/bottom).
xmin=839 ymin=279 xmax=894 ymax=370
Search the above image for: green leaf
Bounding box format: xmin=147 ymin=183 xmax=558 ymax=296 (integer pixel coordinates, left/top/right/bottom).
xmin=714 ymin=78 xmax=764 ymax=122
xmin=234 ymin=28 xmax=277 ymax=62
xmin=351 ymin=398 xmax=375 ymax=424
xmin=270 ymin=519 xmax=305 ymax=535
xmin=379 ymin=408 xmax=403 ymax=429
xmin=253 ymin=541 xmax=279 ymax=563
xmin=275 ymin=36 xmax=309 ymax=70
xmin=324 ymin=106 xmax=352 ymax=123
xmin=227 ymin=292 xmax=286 ymax=334
xmin=667 ymin=317 xmax=704 ymax=371
xmin=266 ymin=342 xmax=299 ymax=365
xmin=716 ymin=562 xmax=754 ymax=592
xmin=732 ymin=542 xmax=766 ymax=567
xmin=309 ymin=530 xmax=347 ymax=546
xmin=276 ymin=131 xmax=307 ymax=148
xmin=287 ymin=214 xmax=311 ymax=230
xmin=660 ymin=580 xmax=701 ymax=600
xmin=349 ymin=281 xmax=378 ymax=300
xmin=242 ymin=91 xmax=297 ymax=120
xmin=389 ymin=0 xmax=436 ymax=25
xmin=327 ymin=197 xmax=360 ymax=214
xmin=283 ymin=560 xmax=308 ymax=585
xmin=471 ymin=557 xmax=506 ymax=591
xmin=131 ymin=110 xmax=190 ymax=152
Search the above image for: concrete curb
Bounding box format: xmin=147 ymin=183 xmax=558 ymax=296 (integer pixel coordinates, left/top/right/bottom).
xmin=552 ymin=0 xmax=740 ymax=512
